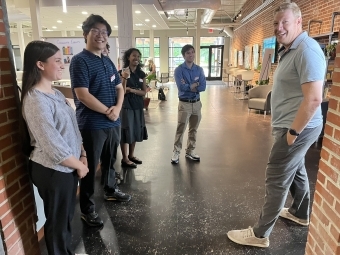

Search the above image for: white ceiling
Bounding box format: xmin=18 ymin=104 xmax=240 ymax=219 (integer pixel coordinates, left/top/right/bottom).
xmin=6 ymin=0 xmax=247 ymax=33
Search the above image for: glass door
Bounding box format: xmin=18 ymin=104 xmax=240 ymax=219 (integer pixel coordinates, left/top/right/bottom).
xmin=200 ymin=45 xmax=224 ymax=80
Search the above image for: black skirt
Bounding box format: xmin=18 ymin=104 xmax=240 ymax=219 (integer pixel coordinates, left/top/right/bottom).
xmin=120 ymin=108 xmax=147 ymax=144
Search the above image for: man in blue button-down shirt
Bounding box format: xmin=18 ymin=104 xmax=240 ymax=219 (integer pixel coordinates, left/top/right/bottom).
xmin=171 ymin=44 xmax=206 ymax=164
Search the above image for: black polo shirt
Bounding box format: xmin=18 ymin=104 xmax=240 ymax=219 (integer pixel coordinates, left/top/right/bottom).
xmin=70 ymin=49 xmax=121 ymax=130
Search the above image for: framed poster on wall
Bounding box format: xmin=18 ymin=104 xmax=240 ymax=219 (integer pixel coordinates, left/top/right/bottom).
xmin=253 ymin=44 xmax=259 ymax=70
xmin=238 ymin=51 xmax=243 ymax=66
xmin=45 ymin=37 xmax=118 ymax=79
xmin=233 ymin=48 xmax=238 ymax=67
xmin=244 ymin=45 xmax=252 ymax=69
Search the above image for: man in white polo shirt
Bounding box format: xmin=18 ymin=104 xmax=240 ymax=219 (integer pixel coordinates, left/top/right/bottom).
xmin=227 ymin=2 xmax=325 ymax=248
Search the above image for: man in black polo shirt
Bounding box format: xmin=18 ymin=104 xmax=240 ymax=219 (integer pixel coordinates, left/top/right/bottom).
xmin=70 ymin=14 xmax=131 ymax=227
xmin=171 ymin=44 xmax=206 ymax=164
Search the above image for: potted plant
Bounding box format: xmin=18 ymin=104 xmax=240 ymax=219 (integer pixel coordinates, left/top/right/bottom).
xmin=326 ymin=42 xmax=337 ymax=59
xmin=255 ymin=62 xmax=262 ymax=73
xmin=146 ymin=73 xmax=161 ymax=84
xmin=255 ymin=78 xmax=270 ymax=85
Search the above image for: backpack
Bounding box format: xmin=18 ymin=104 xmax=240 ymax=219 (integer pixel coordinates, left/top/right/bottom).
xmin=158 ymin=88 xmax=166 ymax=101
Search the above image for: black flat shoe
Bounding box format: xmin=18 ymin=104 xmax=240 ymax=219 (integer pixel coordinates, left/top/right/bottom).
xmin=121 ymin=159 xmax=137 ymax=168
xmin=128 ymin=156 xmax=142 ymax=164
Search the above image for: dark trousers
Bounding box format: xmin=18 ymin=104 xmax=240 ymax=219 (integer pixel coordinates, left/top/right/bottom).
xmin=29 ymin=161 xmax=78 ymax=255
xmin=80 ymin=126 xmax=120 ymax=213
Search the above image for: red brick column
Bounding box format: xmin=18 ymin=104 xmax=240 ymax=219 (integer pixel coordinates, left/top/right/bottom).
xmin=0 ymin=1 xmax=40 ymax=254
xmin=305 ymin=43 xmax=340 ymax=255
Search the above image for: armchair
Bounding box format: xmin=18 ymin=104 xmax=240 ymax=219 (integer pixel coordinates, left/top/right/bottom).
xmin=248 ymin=85 xmax=272 ymax=117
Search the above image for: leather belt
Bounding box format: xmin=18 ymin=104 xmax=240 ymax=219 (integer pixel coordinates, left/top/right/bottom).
xmin=179 ymin=98 xmax=200 ymax=103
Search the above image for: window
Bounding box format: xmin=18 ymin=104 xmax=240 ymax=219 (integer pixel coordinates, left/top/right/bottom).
xmin=168 ymin=37 xmax=193 ymax=77
xmin=135 ymin=37 xmax=160 ymax=74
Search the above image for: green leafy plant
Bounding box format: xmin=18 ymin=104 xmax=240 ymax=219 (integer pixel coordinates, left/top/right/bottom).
xmin=255 ymin=78 xmax=270 ymax=85
xmin=255 ymin=62 xmax=262 ymax=73
xmin=326 ymin=42 xmax=337 ymax=58
xmin=146 ymin=73 xmax=160 ymax=84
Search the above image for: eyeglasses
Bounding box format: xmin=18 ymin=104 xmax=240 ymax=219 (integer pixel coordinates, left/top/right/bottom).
xmin=90 ymin=28 xmax=109 ymax=37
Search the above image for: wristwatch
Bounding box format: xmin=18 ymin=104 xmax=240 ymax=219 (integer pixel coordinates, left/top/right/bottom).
xmin=289 ymin=128 xmax=300 ymax=136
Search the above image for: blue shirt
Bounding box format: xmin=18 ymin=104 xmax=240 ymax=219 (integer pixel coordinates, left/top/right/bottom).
xmin=272 ymin=31 xmax=325 ymax=129
xmin=70 ymin=49 xmax=121 ymax=130
xmin=174 ymin=62 xmax=206 ymax=100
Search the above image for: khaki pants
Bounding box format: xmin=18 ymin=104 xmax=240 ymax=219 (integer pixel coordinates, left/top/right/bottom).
xmin=173 ymin=100 xmax=202 ymax=153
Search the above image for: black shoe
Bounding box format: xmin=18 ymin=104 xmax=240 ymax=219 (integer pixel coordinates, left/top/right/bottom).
xmin=81 ymin=212 xmax=103 ymax=227
xmin=121 ymin=159 xmax=137 ymax=168
xmin=128 ymin=156 xmax=142 ymax=164
xmin=104 ymin=188 xmax=132 ymax=202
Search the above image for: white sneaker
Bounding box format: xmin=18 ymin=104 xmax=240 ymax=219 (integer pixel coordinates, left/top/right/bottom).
xmin=171 ymin=151 xmax=180 ymax=164
xmin=185 ymin=151 xmax=200 ymax=161
xmin=279 ymin=208 xmax=309 ymax=226
xmin=227 ymin=227 xmax=269 ymax=248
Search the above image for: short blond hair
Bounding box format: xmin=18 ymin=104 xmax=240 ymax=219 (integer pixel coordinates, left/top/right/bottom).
xmin=274 ymin=2 xmax=301 ymax=18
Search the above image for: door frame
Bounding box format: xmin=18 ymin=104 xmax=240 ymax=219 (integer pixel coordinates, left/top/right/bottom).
xmin=200 ymin=45 xmax=224 ymax=81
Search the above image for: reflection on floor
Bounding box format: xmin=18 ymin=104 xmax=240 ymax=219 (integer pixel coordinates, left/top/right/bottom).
xmin=40 ymin=83 xmax=322 ymax=255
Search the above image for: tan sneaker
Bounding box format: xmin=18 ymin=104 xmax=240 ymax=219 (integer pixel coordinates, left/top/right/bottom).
xmin=227 ymin=227 xmax=269 ymax=248
xmin=279 ymin=208 xmax=309 ymax=226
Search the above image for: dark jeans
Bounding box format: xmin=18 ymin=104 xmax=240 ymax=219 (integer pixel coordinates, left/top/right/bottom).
xmin=29 ymin=161 xmax=78 ymax=255
xmin=80 ymin=126 xmax=120 ymax=214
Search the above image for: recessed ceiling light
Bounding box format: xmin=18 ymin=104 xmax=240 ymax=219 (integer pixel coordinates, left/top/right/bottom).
xmin=52 ymin=26 xmax=57 ymax=29
xmin=135 ymin=23 xmax=143 ymax=26
xmin=77 ymin=26 xmax=81 ymax=28
xmin=135 ymin=10 xmax=141 ymax=14
xmin=145 ymin=19 xmax=150 ymax=22
xmin=114 ymin=25 xmax=118 ymax=28
xmin=57 ymin=20 xmax=62 ymax=23
xmin=152 ymin=25 xmax=156 ymax=28
xmin=82 ymin=11 xmax=88 ymax=15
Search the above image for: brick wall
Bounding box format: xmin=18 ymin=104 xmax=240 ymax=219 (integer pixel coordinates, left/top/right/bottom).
xmin=305 ymin=41 xmax=340 ymax=255
xmin=232 ymin=0 xmax=340 ymax=85
xmin=232 ymin=1 xmax=340 ymax=255
xmin=0 ymin=1 xmax=40 ymax=254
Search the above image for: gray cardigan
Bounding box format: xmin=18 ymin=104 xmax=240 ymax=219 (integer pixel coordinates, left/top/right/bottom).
xmin=23 ymin=88 xmax=82 ymax=173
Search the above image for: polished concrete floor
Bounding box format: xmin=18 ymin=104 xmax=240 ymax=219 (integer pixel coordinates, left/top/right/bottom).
xmin=41 ymin=82 xmax=322 ymax=255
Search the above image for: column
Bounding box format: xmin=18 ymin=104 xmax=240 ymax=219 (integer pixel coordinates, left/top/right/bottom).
xmin=116 ymin=0 xmax=133 ymax=63
xmin=149 ymin=29 xmax=154 ymax=59
xmin=61 ymin=30 xmax=67 ymax=37
xmin=195 ymin=9 xmax=203 ymax=65
xmin=16 ymin=22 xmax=25 ymax=64
xmin=29 ymin=0 xmax=42 ymax=40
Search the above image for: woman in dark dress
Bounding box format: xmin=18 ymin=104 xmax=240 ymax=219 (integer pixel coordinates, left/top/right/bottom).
xmin=120 ymin=48 xmax=148 ymax=168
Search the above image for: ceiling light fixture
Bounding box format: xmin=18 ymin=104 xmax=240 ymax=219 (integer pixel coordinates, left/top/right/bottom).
xmin=135 ymin=10 xmax=141 ymax=14
xmin=145 ymin=19 xmax=150 ymax=22
xmin=57 ymin=20 xmax=62 ymax=23
xmin=164 ymin=11 xmax=170 ymax=19
xmin=62 ymin=0 xmax=67 ymax=13
xmin=233 ymin=10 xmax=242 ymax=22
xmin=152 ymin=25 xmax=156 ymax=28
xmin=82 ymin=11 xmax=88 ymax=15
xmin=114 ymin=25 xmax=118 ymax=28
xmin=52 ymin=26 xmax=57 ymax=29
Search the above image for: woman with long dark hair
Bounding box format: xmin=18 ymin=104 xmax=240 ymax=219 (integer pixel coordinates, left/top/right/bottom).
xmin=20 ymin=41 xmax=88 ymax=255
xmin=120 ymin=48 xmax=148 ymax=168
